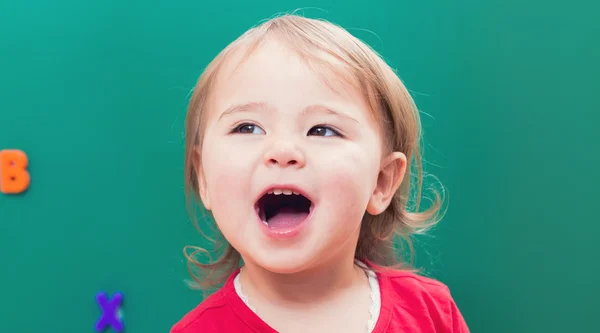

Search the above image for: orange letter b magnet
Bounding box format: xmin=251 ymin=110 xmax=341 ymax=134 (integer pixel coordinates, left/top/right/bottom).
xmin=0 ymin=150 xmax=30 ymax=194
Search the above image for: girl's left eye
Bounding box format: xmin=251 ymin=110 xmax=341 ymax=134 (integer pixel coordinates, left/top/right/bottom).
xmin=307 ymin=126 xmax=341 ymax=137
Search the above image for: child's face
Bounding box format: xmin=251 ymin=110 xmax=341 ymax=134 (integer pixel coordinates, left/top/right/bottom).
xmin=196 ymin=38 xmax=405 ymax=273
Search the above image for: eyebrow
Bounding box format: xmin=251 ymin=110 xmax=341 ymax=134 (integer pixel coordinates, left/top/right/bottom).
xmin=219 ymin=102 xmax=359 ymax=123
xmin=302 ymin=104 xmax=359 ymax=123
xmin=218 ymin=101 xmax=268 ymax=121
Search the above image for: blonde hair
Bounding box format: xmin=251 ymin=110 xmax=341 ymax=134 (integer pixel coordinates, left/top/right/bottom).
xmin=183 ymin=13 xmax=445 ymax=292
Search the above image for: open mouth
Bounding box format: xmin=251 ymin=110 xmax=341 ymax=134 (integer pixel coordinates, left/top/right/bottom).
xmin=256 ymin=190 xmax=312 ymax=229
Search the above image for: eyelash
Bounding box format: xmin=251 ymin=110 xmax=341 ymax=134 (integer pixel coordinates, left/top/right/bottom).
xmin=308 ymin=124 xmax=343 ymax=138
xmin=230 ymin=122 xmax=344 ymax=138
xmin=230 ymin=122 xmax=262 ymax=134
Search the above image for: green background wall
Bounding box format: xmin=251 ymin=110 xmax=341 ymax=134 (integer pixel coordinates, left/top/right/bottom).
xmin=1 ymin=0 xmax=598 ymax=332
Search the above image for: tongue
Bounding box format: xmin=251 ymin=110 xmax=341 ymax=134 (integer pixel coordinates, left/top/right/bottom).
xmin=267 ymin=207 xmax=308 ymax=230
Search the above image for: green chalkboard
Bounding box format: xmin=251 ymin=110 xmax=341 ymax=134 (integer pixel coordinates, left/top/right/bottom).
xmin=1 ymin=1 xmax=598 ymax=332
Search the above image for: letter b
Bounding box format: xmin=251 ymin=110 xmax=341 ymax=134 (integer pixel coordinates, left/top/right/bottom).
xmin=0 ymin=150 xmax=30 ymax=194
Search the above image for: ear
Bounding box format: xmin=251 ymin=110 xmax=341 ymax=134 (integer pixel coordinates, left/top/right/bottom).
xmin=366 ymin=152 xmax=407 ymax=215
xmin=192 ymin=146 xmax=211 ymax=211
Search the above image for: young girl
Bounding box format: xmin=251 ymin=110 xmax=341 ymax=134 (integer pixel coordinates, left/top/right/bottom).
xmin=172 ymin=14 xmax=469 ymax=333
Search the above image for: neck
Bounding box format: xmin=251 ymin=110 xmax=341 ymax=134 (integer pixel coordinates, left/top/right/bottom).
xmin=239 ymin=253 xmax=366 ymax=306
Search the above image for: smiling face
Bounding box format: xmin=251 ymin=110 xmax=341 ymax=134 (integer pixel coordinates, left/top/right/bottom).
xmin=194 ymin=37 xmax=406 ymax=274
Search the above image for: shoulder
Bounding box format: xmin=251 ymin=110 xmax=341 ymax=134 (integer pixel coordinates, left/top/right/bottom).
xmin=374 ymin=265 xmax=470 ymax=332
xmin=380 ymin=267 xmax=453 ymax=302
xmin=169 ymin=287 xmax=235 ymax=333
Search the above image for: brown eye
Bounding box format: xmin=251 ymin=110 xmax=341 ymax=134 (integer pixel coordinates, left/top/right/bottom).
xmin=307 ymin=126 xmax=340 ymax=137
xmin=233 ymin=123 xmax=265 ymax=134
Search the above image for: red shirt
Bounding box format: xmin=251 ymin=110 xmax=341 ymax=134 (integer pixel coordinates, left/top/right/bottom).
xmin=171 ymin=265 xmax=470 ymax=332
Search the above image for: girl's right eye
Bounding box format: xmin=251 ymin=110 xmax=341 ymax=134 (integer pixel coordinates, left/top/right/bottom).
xmin=232 ymin=123 xmax=266 ymax=135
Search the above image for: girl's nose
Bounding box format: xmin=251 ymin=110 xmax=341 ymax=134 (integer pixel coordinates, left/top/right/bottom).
xmin=263 ymin=140 xmax=306 ymax=168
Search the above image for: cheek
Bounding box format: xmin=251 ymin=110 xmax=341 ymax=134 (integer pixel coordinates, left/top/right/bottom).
xmin=316 ymin=145 xmax=380 ymax=220
xmin=201 ymin=136 xmax=255 ymax=215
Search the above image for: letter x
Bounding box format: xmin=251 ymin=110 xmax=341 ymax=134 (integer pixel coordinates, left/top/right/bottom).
xmin=95 ymin=292 xmax=124 ymax=332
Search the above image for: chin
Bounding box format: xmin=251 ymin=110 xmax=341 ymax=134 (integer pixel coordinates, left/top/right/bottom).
xmin=249 ymin=249 xmax=318 ymax=275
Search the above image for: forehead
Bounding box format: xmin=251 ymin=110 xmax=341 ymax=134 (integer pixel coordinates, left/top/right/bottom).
xmin=207 ymin=38 xmax=373 ymax=122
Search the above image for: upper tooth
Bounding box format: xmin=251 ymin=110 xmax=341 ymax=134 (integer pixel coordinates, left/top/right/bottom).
xmin=268 ymin=189 xmax=301 ymax=196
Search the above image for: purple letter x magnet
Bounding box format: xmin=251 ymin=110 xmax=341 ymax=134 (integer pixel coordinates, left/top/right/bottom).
xmin=95 ymin=291 xmax=124 ymax=332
